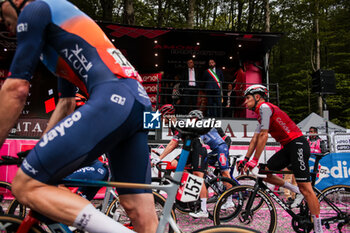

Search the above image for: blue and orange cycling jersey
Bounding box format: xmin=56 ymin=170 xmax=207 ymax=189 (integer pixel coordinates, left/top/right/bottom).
xmin=14 ymin=0 xmax=152 ymax=193
xmin=8 ymin=0 xmax=141 ymax=97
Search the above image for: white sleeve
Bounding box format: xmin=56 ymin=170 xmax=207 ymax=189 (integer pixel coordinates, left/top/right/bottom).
xmin=254 ymin=124 xmax=261 ymax=133
xmin=259 ymin=103 xmax=273 ymax=130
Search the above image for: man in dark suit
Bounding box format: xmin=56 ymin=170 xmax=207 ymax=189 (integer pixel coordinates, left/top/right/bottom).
xmin=222 ymin=82 xmax=235 ymax=117
xmin=202 ymin=59 xmax=224 ymax=117
xmin=180 ymin=59 xmax=201 ymax=114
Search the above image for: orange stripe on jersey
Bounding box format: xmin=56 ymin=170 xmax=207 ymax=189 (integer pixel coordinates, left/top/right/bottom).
xmin=56 ymin=58 xmax=89 ymax=97
xmin=60 ymin=16 xmax=127 ymax=78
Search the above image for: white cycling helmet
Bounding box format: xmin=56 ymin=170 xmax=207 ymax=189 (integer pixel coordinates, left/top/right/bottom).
xmin=244 ymin=84 xmax=268 ymax=98
xmin=188 ymin=110 xmax=203 ymax=120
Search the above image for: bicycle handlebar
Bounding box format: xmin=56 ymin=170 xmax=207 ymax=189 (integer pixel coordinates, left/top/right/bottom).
xmin=156 ymin=161 xmax=176 ymax=173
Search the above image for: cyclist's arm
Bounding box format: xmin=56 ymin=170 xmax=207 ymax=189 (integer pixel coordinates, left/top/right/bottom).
xmin=0 ymin=79 xmax=30 ymax=146
xmin=249 ymin=103 xmax=271 ymax=160
xmin=42 ymin=97 xmax=76 ymax=135
xmin=245 ymin=132 xmax=259 ymax=158
xmin=251 ymin=129 xmax=269 ymax=160
xmin=43 ymin=78 xmax=77 ymax=135
xmin=159 ymin=139 xmax=179 ymax=160
xmin=0 ymin=2 xmax=50 ymax=146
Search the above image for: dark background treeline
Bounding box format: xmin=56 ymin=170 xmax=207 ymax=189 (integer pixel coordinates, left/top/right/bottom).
xmin=70 ymin=0 xmax=350 ymax=128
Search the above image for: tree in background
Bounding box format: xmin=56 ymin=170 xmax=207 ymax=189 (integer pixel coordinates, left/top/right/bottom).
xmin=70 ymin=0 xmax=350 ymax=128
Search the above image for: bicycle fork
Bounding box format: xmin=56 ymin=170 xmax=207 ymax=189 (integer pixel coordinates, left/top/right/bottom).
xmin=238 ymin=182 xmax=260 ymax=224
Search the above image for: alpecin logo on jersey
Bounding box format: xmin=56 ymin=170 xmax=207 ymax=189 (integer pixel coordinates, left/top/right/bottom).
xmin=39 ymin=111 xmax=82 ymax=147
xmin=61 ymin=44 xmax=93 ymax=82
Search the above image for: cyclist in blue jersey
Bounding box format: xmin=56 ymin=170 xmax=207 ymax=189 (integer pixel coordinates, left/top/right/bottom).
xmin=199 ymin=117 xmax=234 ymax=210
xmin=0 ymin=1 xmax=157 ymax=232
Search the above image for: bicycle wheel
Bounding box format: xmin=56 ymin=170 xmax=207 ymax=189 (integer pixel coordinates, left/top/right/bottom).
xmin=105 ymin=191 xmax=176 ymax=233
xmin=206 ymin=176 xmax=239 ymax=220
xmin=317 ymin=185 xmax=350 ymax=232
xmin=193 ymin=225 xmax=261 ymax=233
xmin=7 ymin=199 xmax=27 ymax=217
xmin=0 ymin=214 xmax=46 ymax=233
xmin=0 ymin=181 xmax=12 ymax=215
xmin=213 ymin=185 xmax=277 ymax=233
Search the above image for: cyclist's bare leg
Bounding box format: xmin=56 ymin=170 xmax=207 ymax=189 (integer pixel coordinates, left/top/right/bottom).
xmin=297 ymin=182 xmax=320 ymax=215
xmin=221 ymin=170 xmax=233 ymax=189
xmin=193 ymin=171 xmax=208 ymax=199
xmin=263 ymin=173 xmax=285 ymax=187
xmin=119 ymin=193 xmax=158 ymax=233
xmin=13 ymin=169 xmax=136 ymax=232
xmin=12 ymin=169 xmax=92 ymax=225
xmin=298 ymin=182 xmax=322 ymax=232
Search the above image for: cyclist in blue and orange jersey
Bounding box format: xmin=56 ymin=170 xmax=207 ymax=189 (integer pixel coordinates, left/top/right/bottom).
xmin=239 ymin=84 xmax=323 ymax=233
xmin=0 ymin=0 xmax=157 ymax=232
xmin=157 ymin=105 xmax=210 ymax=218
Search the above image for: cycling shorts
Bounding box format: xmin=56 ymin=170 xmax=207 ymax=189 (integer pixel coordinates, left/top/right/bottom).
xmin=65 ymin=160 xmax=109 ymax=200
xmin=208 ymin=144 xmax=229 ymax=171
xmin=186 ymin=139 xmax=208 ymax=172
xmin=267 ymin=136 xmax=311 ymax=182
xmin=21 ymin=78 xmax=153 ymax=195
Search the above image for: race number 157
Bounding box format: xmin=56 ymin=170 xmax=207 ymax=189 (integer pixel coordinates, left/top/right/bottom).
xmin=176 ymin=172 xmax=204 ymax=203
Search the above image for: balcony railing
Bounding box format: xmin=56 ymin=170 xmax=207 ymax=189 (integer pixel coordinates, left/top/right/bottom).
xmin=149 ymin=79 xmax=279 ymax=118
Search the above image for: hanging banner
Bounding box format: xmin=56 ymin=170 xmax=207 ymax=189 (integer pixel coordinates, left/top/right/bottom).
xmin=334 ymin=134 xmax=350 ymax=153
xmin=141 ymin=73 xmax=162 ymax=111
xmin=310 ymin=153 xmax=350 ymax=190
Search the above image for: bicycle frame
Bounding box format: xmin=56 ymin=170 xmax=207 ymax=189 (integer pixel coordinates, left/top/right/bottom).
xmin=246 ymin=178 xmax=303 ymax=220
xmin=243 ymin=152 xmax=348 ymax=230
xmin=16 ymin=136 xmax=196 ymax=233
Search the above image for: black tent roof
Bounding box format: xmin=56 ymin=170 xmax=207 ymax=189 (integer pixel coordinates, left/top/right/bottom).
xmin=97 ymin=22 xmax=282 ymax=75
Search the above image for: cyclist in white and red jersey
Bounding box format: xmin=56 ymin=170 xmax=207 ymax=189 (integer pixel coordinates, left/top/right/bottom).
xmin=239 ymin=84 xmax=323 ymax=233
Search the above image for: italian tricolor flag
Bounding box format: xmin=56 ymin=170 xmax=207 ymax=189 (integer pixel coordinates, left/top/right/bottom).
xmin=208 ymin=69 xmax=221 ymax=88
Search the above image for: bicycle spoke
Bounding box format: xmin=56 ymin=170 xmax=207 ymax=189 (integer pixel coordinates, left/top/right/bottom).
xmin=318 ymin=185 xmax=350 ymax=232
xmin=214 ymin=185 xmax=277 ymax=233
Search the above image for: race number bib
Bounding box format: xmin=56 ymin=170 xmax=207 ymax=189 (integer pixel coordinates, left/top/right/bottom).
xmin=176 ymin=172 xmax=204 ymax=203
xmin=107 ymin=48 xmax=142 ymax=81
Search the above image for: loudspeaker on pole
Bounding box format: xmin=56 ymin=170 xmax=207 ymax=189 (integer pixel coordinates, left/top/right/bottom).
xmin=311 ymin=69 xmax=336 ymax=94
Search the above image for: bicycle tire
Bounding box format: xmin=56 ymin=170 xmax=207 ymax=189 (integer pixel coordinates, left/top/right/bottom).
xmin=0 ymin=181 xmax=12 ymax=215
xmin=7 ymin=199 xmax=27 ymax=217
xmin=206 ymin=176 xmax=239 ymax=220
xmin=317 ymin=185 xmax=350 ymax=232
xmin=213 ymin=185 xmax=277 ymax=233
xmin=193 ymin=225 xmax=261 ymax=233
xmin=105 ymin=191 xmax=176 ymax=233
xmin=0 ymin=214 xmax=46 ymax=233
